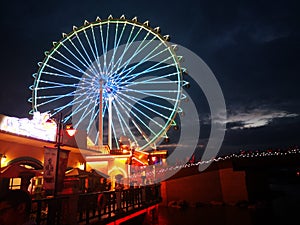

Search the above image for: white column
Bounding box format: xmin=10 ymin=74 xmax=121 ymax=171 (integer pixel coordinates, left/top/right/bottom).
xmin=98 ymin=80 xmax=103 ymax=149
xmin=108 ymin=96 xmax=112 ymax=150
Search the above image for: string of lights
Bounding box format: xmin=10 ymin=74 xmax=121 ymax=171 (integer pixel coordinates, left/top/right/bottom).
xmin=130 ymin=146 xmax=300 ymax=180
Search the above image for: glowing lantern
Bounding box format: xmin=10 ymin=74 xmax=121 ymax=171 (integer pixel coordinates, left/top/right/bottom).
xmin=66 ymin=124 xmax=77 ymax=137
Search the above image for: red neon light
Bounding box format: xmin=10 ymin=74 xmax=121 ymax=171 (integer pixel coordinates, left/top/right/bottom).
xmin=106 ymin=204 xmax=158 ymax=225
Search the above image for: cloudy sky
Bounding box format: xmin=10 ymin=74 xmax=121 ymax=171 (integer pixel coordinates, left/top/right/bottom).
xmin=0 ymin=0 xmax=299 ymax=156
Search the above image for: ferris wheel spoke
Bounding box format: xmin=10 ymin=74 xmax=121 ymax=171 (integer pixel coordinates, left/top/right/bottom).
xmin=122 ymin=59 xmax=176 ymax=82
xmin=59 ymin=42 xmax=95 ymax=80
xmin=134 ymin=55 xmax=175 ymax=73
xmin=110 ymin=119 xmax=119 ymax=149
xmin=116 ymin=33 xmax=157 ymax=82
xmin=98 ymin=23 xmax=108 ymax=74
xmin=113 ymin=103 xmax=131 ymax=137
xmin=110 ymin=25 xmax=144 ymax=79
xmin=105 ymin=22 xmax=113 ymax=74
xmin=86 ymin=106 xmax=99 ymax=133
xmin=114 ymin=99 xmax=150 ymax=146
xmin=35 ymin=85 xmax=73 ymax=92
xmin=47 ymin=86 xmax=91 ymax=116
xmin=72 ymin=92 xmax=96 ymax=114
xmin=124 ymin=72 xmax=181 ymax=88
xmin=112 ymin=99 xmax=140 ymax=144
xmin=106 ymin=21 xmax=127 ymax=74
xmin=115 ymin=96 xmax=161 ymax=138
xmin=126 ymin=80 xmax=180 ymax=86
xmin=121 ymin=97 xmax=170 ymax=129
xmin=117 ymin=94 xmax=166 ymax=130
xmin=41 ymin=70 xmax=81 ymax=81
xmin=120 ymin=42 xmax=169 ymax=82
xmin=64 ymin=38 xmax=98 ymax=77
xmin=35 ymin=79 xmax=79 ymax=90
xmin=119 ymin=96 xmax=161 ymax=146
xmin=122 ymin=87 xmax=180 ymax=103
xmin=113 ymin=103 xmax=128 ymax=136
xmin=73 ymin=98 xmax=103 ymax=133
xmin=119 ymin=88 xmax=180 ymax=104
xmin=54 ymin=101 xmax=75 ymax=114
xmin=72 ymin=103 xmax=96 ymax=129
xmin=72 ymin=87 xmax=104 ymax=129
xmin=35 ymin=91 xmax=74 ymax=108
xmin=113 ymin=28 xmax=153 ymax=82
xmin=42 ymin=61 xmax=85 ymax=80
xmin=73 ymin=32 xmax=100 ymax=76
xmin=48 ymin=48 xmax=88 ymax=76
xmin=90 ymin=26 xmax=104 ymax=75
xmin=83 ymin=28 xmax=103 ymax=75
xmin=118 ymin=92 xmax=173 ymax=120
xmin=105 ymin=23 xmax=118 ymax=75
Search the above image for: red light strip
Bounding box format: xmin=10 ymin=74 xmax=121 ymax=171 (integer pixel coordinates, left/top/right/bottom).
xmin=106 ymin=204 xmax=158 ymax=225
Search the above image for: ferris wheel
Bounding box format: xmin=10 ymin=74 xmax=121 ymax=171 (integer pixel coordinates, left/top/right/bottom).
xmin=29 ymin=15 xmax=187 ymax=151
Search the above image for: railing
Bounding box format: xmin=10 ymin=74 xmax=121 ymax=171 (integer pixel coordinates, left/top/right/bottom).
xmin=30 ymin=184 xmax=162 ymax=225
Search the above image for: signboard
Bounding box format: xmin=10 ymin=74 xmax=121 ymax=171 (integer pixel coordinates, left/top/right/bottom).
xmin=56 ymin=149 xmax=70 ymax=193
xmin=43 ymin=146 xmax=70 ymax=194
xmin=43 ymin=147 xmax=57 ymax=191
xmin=0 ymin=111 xmax=56 ymax=141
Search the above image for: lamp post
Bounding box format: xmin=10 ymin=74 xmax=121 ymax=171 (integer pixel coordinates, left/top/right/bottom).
xmin=54 ymin=113 xmax=63 ymax=196
xmin=51 ymin=113 xmax=76 ymax=196
xmin=45 ymin=113 xmax=75 ymax=196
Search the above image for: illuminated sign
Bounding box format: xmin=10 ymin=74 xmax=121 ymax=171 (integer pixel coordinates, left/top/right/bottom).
xmin=0 ymin=111 xmax=56 ymax=141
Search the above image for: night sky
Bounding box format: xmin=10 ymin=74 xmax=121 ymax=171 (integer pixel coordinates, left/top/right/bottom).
xmin=0 ymin=0 xmax=299 ymax=156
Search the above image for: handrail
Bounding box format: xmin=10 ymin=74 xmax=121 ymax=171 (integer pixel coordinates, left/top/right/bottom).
xmin=31 ymin=184 xmax=162 ymax=225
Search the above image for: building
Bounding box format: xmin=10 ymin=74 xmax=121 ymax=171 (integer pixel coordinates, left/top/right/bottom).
xmin=0 ymin=112 xmax=134 ymax=194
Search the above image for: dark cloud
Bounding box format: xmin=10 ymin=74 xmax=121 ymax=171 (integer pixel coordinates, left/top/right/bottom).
xmin=223 ymin=114 xmax=300 ymax=150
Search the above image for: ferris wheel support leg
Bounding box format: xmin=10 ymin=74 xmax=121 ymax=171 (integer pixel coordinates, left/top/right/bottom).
xmin=108 ymin=96 xmax=112 ymax=150
xmin=99 ymin=80 xmax=103 ymax=149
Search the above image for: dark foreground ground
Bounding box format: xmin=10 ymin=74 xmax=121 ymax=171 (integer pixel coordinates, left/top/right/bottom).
xmin=156 ymin=197 xmax=299 ymax=225
xmin=155 ymin=176 xmax=300 ymax=225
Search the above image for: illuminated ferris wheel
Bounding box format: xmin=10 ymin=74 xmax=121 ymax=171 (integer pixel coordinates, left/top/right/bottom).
xmin=29 ymin=15 xmax=187 ymax=151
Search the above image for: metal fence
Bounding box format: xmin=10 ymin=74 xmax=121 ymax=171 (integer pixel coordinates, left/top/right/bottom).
xmin=31 ymin=184 xmax=162 ymax=225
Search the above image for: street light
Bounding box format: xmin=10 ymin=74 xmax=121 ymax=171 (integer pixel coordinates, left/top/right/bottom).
xmin=65 ymin=124 xmax=77 ymax=137
xmin=52 ymin=113 xmax=63 ymax=196
xmin=47 ymin=113 xmax=75 ymax=196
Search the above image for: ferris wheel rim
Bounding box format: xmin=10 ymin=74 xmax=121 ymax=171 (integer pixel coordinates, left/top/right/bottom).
xmin=30 ymin=15 xmax=184 ymax=151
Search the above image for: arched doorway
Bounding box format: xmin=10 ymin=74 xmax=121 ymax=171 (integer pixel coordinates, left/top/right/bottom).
xmin=7 ymin=157 xmax=43 ymax=169
xmin=108 ymin=166 xmax=127 ymax=190
xmin=0 ymin=157 xmax=43 ymax=194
